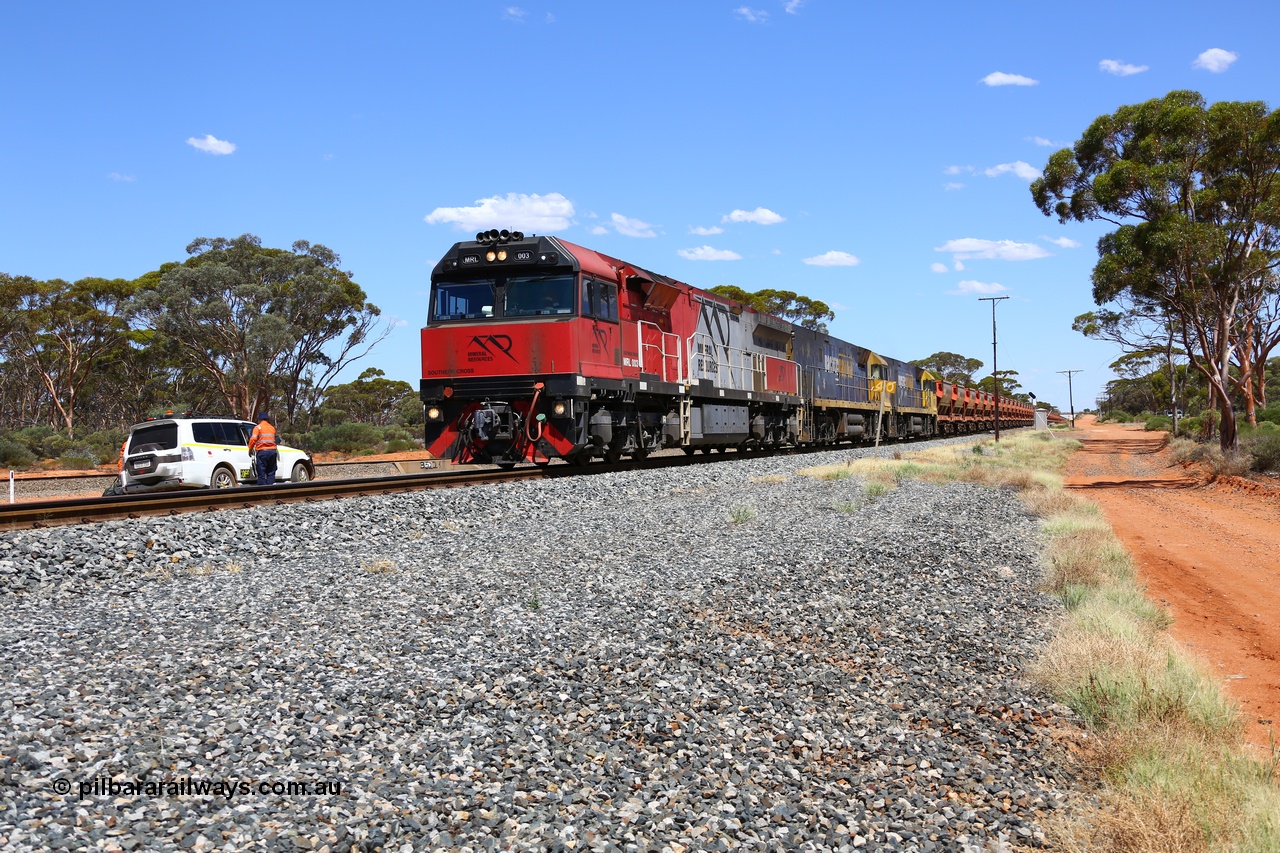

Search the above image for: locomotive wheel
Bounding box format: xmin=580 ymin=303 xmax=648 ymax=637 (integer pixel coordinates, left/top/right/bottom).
xmin=683 ymin=447 xmax=696 ymax=456
xmin=603 ymin=448 xmax=623 ymax=465
xmin=496 ymin=461 xmax=517 ymax=470
xmin=633 ymin=446 xmax=649 ymax=461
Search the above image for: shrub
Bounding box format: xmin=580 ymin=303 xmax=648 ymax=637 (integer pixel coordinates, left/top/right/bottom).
xmin=385 ymin=438 xmax=419 ymax=453
xmin=1257 ymin=406 xmax=1280 ymax=426
xmin=9 ymin=426 xmax=54 ymax=455
xmin=0 ymin=440 xmax=37 ymax=468
xmin=383 ymin=425 xmax=414 ymax=443
xmin=300 ymin=421 xmax=384 ymax=453
xmin=1144 ymin=415 xmax=1172 ymax=432
xmin=1175 ymin=417 xmax=1202 ymax=439
xmin=42 ymin=433 xmax=74 ymax=458
xmin=1247 ymin=433 xmax=1280 ymax=473
xmin=57 ymin=450 xmax=99 ymax=470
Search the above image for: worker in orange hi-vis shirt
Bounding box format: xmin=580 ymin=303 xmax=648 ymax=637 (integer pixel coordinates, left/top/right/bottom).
xmin=248 ymin=413 xmax=279 ymax=486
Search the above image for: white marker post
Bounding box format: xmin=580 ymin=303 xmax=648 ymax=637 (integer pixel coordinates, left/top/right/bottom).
xmin=8 ymin=470 xmax=13 ymax=504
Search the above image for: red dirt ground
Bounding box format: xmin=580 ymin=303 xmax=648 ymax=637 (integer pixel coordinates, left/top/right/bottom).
xmin=1063 ymin=415 xmax=1280 ymax=753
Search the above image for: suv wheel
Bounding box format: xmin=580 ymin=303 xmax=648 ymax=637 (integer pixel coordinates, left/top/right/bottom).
xmin=211 ymin=466 xmax=238 ymax=489
xmin=291 ymin=462 xmax=310 ymax=483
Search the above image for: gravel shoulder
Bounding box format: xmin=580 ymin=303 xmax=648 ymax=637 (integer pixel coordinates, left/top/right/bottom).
xmin=1 ymin=440 xmax=1081 ymax=852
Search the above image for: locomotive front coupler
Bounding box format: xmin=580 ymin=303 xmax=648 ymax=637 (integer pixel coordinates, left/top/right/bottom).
xmin=468 ymin=401 xmax=520 ymax=442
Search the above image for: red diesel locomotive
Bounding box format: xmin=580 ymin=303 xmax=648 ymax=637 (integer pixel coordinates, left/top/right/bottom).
xmin=420 ymin=231 xmax=1034 ymax=466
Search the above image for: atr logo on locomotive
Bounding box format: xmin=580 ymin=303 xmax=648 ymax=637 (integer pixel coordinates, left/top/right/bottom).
xmin=591 ymin=326 xmax=610 ymax=355
xmin=468 ymin=334 xmax=517 ymax=362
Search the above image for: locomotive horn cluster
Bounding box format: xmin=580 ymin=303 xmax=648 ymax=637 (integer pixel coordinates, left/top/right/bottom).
xmin=475 ymin=229 xmax=525 ymax=245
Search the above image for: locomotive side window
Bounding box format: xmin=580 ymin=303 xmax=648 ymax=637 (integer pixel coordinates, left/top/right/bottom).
xmin=581 ymin=278 xmax=619 ymax=323
xmin=504 ymin=274 xmax=576 ymax=316
xmin=431 ymin=280 xmax=495 ymax=321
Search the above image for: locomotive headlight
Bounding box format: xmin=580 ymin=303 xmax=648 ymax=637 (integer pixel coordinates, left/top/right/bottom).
xmin=497 ymin=249 xmax=508 ymax=261
xmin=552 ymin=400 xmax=572 ymax=417
xmin=426 ymin=406 xmax=443 ymax=421
xmin=485 ymin=250 xmax=497 ymax=262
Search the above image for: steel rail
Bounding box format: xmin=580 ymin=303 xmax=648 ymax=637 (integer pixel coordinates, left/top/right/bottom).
xmin=0 ymin=453 xmax=705 ymax=531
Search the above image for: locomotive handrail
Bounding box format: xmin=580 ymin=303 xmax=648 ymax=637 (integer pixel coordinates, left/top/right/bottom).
xmin=637 ymin=320 xmax=682 ymax=383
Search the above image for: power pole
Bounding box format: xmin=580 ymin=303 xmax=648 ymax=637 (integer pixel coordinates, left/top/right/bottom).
xmin=979 ymin=296 xmax=1010 ymax=440
xmin=1057 ymin=369 xmax=1082 ymax=428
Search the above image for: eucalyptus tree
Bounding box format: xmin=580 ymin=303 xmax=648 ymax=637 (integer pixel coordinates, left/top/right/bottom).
xmin=1032 ymin=90 xmax=1280 ymax=450
xmin=0 ymin=274 xmax=135 ymax=437
xmin=709 ymin=285 xmax=835 ymax=332
xmin=131 ymin=235 xmax=390 ymax=423
xmin=909 ymin=351 xmax=984 ymax=387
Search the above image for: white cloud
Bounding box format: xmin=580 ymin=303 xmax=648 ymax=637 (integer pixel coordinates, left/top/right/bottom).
xmin=949 ymin=280 xmax=1008 ymax=295
xmin=785 ymin=0 xmax=804 ymax=12
xmin=935 ymin=238 xmax=1051 ymax=261
xmin=1194 ymin=48 xmax=1238 ymax=73
xmin=981 ymin=72 xmax=1038 ymax=87
xmin=983 ymin=161 xmax=1042 ymax=180
xmin=734 ymin=6 xmax=768 ymax=22
xmin=944 ymin=182 xmax=965 ymax=191
xmin=722 ymin=207 xmax=785 ymax=225
xmin=803 ymin=251 xmax=860 ymax=267
xmin=611 ymin=213 xmax=657 ymax=238
xmin=954 ymin=261 xmax=965 ymax=271
xmin=1043 ymin=236 xmax=1080 ymax=248
xmin=944 ymin=165 xmax=971 ymax=175
xmin=589 ymin=225 xmax=609 ymax=235
xmin=678 ymin=245 xmax=742 ymax=261
xmin=930 ymin=262 xmax=949 ymax=273
xmin=186 ymin=134 xmax=235 ymax=155
xmin=425 ymin=192 xmax=574 ymax=232
xmin=107 ymin=172 xmax=135 ymax=182
xmin=503 ymin=6 xmax=526 ymax=22
xmin=1099 ymin=59 xmax=1149 ymax=76
xmin=690 ymin=225 xmax=724 ymax=236
xmin=1028 ymin=136 xmax=1055 ymax=146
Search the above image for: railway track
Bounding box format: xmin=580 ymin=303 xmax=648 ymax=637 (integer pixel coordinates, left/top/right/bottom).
xmin=0 ymin=431 xmax=1005 ymax=532
xmin=0 ymin=453 xmax=704 ymax=531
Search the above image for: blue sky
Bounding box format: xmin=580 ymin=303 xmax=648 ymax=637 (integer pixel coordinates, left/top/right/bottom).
xmin=3 ymin=2 xmax=1277 ymax=412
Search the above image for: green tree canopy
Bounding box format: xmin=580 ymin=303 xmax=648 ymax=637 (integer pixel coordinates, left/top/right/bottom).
xmin=708 ymin=286 xmax=835 ymax=332
xmin=1032 ymin=90 xmax=1280 ymax=450
xmin=131 ymin=235 xmax=391 ymax=422
xmin=318 ymin=368 xmax=415 ymax=427
xmin=909 ymin=351 xmax=984 ymax=387
xmin=0 ymin=274 xmax=135 ymax=437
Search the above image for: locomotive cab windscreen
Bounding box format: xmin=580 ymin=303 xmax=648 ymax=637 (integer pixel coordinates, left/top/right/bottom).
xmin=428 ymin=273 xmax=578 ymax=323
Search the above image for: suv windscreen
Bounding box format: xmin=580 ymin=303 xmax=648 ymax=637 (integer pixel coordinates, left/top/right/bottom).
xmin=130 ymin=423 xmax=178 ymax=452
xmin=192 ymin=422 xmax=247 ymax=446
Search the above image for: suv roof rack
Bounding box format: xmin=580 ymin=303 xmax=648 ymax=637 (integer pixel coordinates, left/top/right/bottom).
xmin=143 ymin=410 xmax=245 ymax=422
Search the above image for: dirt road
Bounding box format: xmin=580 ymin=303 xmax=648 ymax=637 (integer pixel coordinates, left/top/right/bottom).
xmin=1063 ymin=416 xmax=1280 ymax=752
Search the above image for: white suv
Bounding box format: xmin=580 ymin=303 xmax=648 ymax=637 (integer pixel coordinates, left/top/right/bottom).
xmin=120 ymin=415 xmax=315 ymax=490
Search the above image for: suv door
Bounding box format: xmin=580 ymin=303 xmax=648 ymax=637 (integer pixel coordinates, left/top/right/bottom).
xmin=190 ymin=421 xmax=254 ymax=487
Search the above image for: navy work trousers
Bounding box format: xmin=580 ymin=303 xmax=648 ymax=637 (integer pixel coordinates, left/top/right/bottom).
xmin=256 ymin=449 xmax=278 ymax=485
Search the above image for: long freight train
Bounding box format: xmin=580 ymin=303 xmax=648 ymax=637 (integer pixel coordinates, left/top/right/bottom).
xmin=420 ymin=231 xmax=1034 ymax=467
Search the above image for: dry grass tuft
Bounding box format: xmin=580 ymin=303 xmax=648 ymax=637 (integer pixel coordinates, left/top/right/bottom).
xmin=876 ymin=428 xmax=1280 ymax=852
xmin=362 ymin=558 xmax=397 ymax=574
